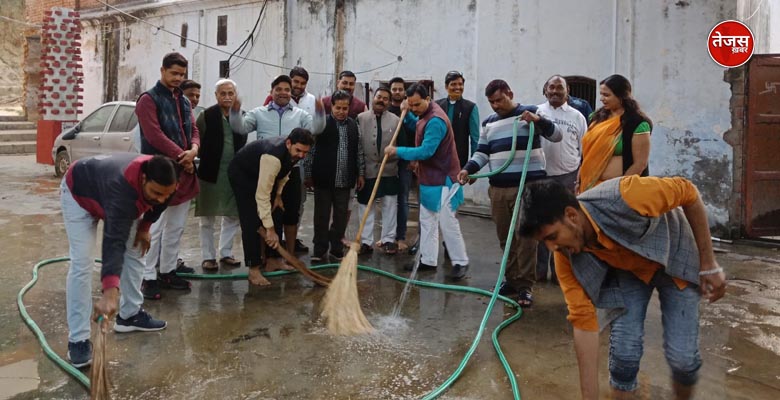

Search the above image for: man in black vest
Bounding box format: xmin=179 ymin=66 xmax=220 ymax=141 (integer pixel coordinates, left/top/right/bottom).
xmin=435 ymin=71 xmax=480 ymax=168
xmin=228 ymin=129 xmax=314 ymax=286
xmin=136 ymin=52 xmax=200 ymax=300
xmin=195 ymin=79 xmax=246 ymax=271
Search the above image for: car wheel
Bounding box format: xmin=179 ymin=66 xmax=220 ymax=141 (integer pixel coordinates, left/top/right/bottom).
xmin=54 ymin=150 xmax=70 ymax=177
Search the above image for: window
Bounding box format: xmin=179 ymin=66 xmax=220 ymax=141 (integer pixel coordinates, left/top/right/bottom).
xmin=108 ymin=105 xmax=136 ymax=132
xmin=180 ymin=23 xmax=188 ymax=47
xmin=126 ymin=112 xmax=138 ymax=132
xmin=217 ymin=15 xmax=227 ymax=46
xmin=219 ymin=60 xmax=230 ymax=78
xmin=80 ymin=106 xmax=115 ymax=133
xmin=564 ymin=75 xmax=596 ymax=111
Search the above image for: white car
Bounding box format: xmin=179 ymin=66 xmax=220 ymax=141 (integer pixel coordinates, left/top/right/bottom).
xmin=52 ymin=101 xmax=139 ymax=176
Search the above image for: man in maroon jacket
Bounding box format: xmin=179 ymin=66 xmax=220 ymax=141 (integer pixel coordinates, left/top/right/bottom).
xmin=62 ymin=153 xmax=178 ymax=367
xmin=136 ymin=52 xmax=201 ymax=299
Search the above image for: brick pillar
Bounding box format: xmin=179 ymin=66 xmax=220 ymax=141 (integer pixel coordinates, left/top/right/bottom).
xmin=723 ymin=66 xmax=747 ymax=238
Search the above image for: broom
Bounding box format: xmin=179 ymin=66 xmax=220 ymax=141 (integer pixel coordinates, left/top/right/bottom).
xmin=90 ymin=314 xmax=111 ymax=400
xmin=258 ymin=227 xmax=332 ymax=287
xmin=321 ymin=109 xmax=408 ymax=335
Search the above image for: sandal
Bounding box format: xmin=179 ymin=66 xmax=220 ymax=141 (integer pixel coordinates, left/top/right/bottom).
xmin=516 ymin=289 xmax=534 ymax=308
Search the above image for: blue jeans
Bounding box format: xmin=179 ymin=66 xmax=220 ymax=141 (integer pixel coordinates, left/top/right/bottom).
xmin=396 ymin=162 xmax=413 ymax=240
xmin=61 ymin=179 xmax=145 ymax=342
xmin=608 ymin=269 xmax=702 ymax=391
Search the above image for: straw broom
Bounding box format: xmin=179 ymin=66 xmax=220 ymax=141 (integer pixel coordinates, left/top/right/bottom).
xmin=90 ymin=315 xmax=111 ymax=400
xmin=321 ymin=109 xmax=408 ymax=335
xmin=258 ymin=227 xmax=332 ymax=287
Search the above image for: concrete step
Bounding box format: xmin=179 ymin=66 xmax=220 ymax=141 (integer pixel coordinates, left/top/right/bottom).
xmin=0 ymin=130 xmax=37 ymax=142
xmin=0 ymin=115 xmax=27 ymax=122
xmin=0 ymin=121 xmax=36 ymax=130
xmin=0 ymin=141 xmax=36 ymax=155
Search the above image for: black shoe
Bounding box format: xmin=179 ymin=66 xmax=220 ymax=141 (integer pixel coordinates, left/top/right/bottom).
xmin=359 ymin=243 xmax=374 ymax=255
xmin=330 ymin=248 xmax=345 ymax=260
xmin=175 ymin=259 xmax=195 ymax=274
xmin=142 ymin=279 xmax=162 ymax=300
xmin=449 ymin=264 xmax=469 ymax=280
xmin=404 ymin=261 xmax=437 ymax=272
xmin=67 ymin=339 xmax=92 ymax=368
xmin=496 ymin=281 xmax=519 ymax=297
xmin=294 ymin=239 xmax=309 ymax=254
xmin=158 ymin=272 xmax=191 ymax=290
xmin=311 ymin=253 xmax=327 ymax=263
xmin=114 ymin=309 xmax=167 ymax=333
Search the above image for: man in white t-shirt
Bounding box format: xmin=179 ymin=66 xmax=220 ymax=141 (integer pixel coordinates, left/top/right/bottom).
xmin=536 ymin=75 xmax=587 ymax=282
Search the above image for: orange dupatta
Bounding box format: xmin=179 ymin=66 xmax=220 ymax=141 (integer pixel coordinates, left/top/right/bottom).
xmin=578 ymin=116 xmax=622 ymax=193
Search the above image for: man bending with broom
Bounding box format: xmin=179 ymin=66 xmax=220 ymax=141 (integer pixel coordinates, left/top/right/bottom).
xmin=62 ymin=154 xmax=178 ymax=367
xmin=228 ymin=128 xmax=314 ymax=286
xmin=384 ymin=83 xmax=469 ymax=280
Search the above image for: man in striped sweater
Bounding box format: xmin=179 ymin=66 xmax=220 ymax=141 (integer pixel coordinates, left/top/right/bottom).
xmin=457 ymin=79 xmax=561 ymax=307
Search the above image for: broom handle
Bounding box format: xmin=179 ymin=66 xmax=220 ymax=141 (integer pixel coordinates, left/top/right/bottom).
xmin=353 ymin=109 xmax=408 ymax=242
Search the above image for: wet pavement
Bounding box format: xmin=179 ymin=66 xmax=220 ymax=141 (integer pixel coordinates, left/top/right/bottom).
xmin=0 ymin=154 xmax=779 ymax=399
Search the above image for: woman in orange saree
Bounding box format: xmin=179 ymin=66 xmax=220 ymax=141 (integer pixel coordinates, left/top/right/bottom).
xmin=577 ymin=74 xmax=652 ymax=194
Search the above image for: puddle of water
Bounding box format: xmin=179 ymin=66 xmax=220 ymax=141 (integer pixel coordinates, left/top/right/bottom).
xmin=0 ymin=359 xmax=40 ymax=399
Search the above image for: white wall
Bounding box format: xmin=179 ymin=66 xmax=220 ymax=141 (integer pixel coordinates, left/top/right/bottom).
xmin=79 ymin=0 xmax=763 ymax=227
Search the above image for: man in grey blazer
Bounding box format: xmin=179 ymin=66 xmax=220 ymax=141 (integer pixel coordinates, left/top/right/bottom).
xmin=355 ymin=86 xmax=401 ymax=255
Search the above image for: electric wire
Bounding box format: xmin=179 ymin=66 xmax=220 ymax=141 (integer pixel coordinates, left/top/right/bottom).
xmin=94 ymin=0 xmax=400 ymax=76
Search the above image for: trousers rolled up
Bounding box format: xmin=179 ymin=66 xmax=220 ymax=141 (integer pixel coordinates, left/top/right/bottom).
xmin=419 ymin=186 xmax=468 ymax=266
xmin=489 ymin=185 xmax=536 ymax=290
xmin=199 ymin=215 xmax=240 ymax=260
xmin=144 ymin=200 xmax=191 ymax=279
xmin=358 ymin=195 xmax=397 ymax=245
xmin=61 ymin=180 xmax=144 ymax=343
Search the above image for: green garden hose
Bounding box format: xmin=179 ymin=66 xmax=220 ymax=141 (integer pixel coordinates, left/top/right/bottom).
xmin=19 ymin=119 xmax=536 ymax=399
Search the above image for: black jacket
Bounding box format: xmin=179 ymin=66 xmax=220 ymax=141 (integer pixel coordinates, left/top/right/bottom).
xmin=197 ymin=105 xmax=247 ymax=183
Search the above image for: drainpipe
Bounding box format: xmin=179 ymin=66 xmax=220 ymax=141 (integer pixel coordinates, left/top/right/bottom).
xmin=612 ymin=0 xmax=617 ymax=73
xmin=334 ymin=0 xmax=345 ymax=81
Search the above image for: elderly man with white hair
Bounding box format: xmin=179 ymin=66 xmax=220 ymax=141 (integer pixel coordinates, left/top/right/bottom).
xmin=195 ymin=79 xmax=246 ymax=271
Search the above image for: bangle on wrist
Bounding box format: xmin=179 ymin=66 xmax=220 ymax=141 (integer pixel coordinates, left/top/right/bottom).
xmin=698 ymin=267 xmax=723 ymax=276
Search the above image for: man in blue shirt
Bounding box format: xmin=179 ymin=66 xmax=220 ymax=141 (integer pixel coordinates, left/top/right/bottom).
xmin=385 ymin=83 xmax=469 ymax=280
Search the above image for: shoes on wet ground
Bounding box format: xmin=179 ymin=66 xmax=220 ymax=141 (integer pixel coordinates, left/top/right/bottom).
xmin=382 ymin=242 xmax=398 ymax=255
xmin=219 ymin=256 xmax=241 ymax=267
xmin=141 ymin=279 xmax=161 ymax=300
xmin=67 ymin=339 xmax=92 ymax=368
xmin=404 ymin=261 xmax=437 ymax=272
xmin=294 ymin=239 xmax=309 ymax=254
xmin=449 ymin=264 xmax=469 ymax=280
xmin=359 ymin=243 xmax=374 ymax=255
xmin=175 ymin=258 xmax=194 ymax=274
xmin=496 ymin=281 xmax=519 ymax=297
xmin=330 ymin=248 xmax=345 ymax=260
xmin=114 ymin=309 xmax=167 ymax=333
xmin=310 ymin=253 xmax=327 ymax=263
xmin=202 ymin=259 xmax=218 ymax=270
xmin=158 ymin=272 xmax=191 ymax=290
xmin=516 ymin=289 xmax=534 ymax=308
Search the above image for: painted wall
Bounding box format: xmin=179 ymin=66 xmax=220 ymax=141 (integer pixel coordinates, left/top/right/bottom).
xmin=77 ymin=0 xmax=773 ymax=228
xmin=0 ymin=0 xmax=27 ymax=109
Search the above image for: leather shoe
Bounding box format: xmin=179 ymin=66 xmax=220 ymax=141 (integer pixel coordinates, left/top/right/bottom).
xmin=201 ymin=259 xmax=218 ymax=270
xmin=449 ymin=264 xmax=469 ymax=280
xmin=219 ymin=256 xmax=241 ymax=267
xmin=404 ymin=261 xmax=437 ymax=272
